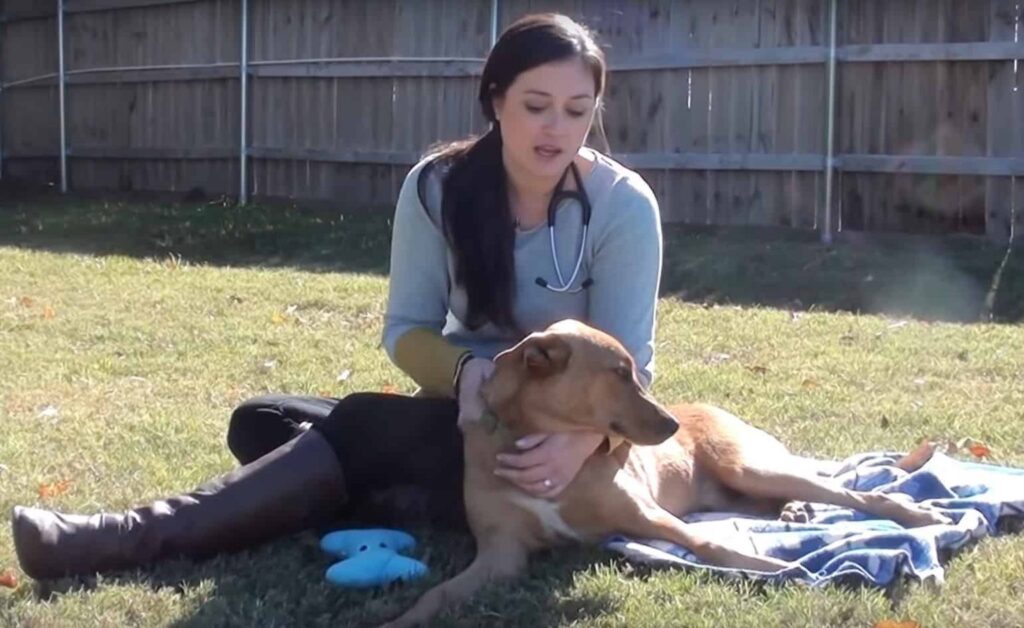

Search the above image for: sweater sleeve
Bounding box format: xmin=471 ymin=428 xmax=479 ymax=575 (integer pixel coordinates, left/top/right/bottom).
xmin=382 ymin=158 xmax=471 ymax=397
xmin=587 ymin=172 xmax=663 ymax=387
xmin=587 ymin=173 xmax=663 ymax=454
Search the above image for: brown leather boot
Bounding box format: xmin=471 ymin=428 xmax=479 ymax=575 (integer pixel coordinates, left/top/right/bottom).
xmin=11 ymin=428 xmax=346 ymax=580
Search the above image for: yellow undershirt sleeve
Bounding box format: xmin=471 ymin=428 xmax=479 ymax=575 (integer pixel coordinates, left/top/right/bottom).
xmin=392 ymin=327 xmax=471 ymax=398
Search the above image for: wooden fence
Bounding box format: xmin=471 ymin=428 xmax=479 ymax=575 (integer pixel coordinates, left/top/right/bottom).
xmin=1 ymin=0 xmax=1022 ymax=241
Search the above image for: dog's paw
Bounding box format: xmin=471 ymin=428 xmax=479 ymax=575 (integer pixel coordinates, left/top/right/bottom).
xmin=859 ymin=492 xmax=954 ymax=527
xmin=779 ymin=500 xmax=815 ymax=523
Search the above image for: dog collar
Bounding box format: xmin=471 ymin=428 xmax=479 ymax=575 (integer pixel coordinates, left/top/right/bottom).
xmin=478 ymin=409 xmax=502 ymax=435
xmin=478 ymin=409 xmax=520 ymax=446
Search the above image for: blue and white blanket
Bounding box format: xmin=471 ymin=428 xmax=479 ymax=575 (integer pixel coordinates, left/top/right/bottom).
xmin=604 ymin=451 xmax=1024 ymax=587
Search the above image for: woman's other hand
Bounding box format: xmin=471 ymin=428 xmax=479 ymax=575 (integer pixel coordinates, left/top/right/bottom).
xmin=456 ymin=357 xmax=496 ymax=428
xmin=494 ymin=431 xmax=604 ymax=499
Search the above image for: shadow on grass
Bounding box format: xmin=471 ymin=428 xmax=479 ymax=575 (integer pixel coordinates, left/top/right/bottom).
xmin=662 ymin=224 xmax=1024 ymax=324
xmin=0 ymin=190 xmax=394 ymax=275
xmin=3 ymin=189 xmax=1021 ymax=323
xmin=22 ymin=485 xmax=615 ymax=626
xmin=29 ymin=528 xmax=619 ymax=627
xmin=27 ymin=508 xmax=1024 ymax=625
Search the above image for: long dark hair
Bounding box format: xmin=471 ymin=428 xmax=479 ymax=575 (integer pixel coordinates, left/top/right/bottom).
xmin=427 ymin=13 xmax=607 ymax=331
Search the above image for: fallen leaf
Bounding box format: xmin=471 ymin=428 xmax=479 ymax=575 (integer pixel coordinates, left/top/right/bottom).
xmin=801 ymin=379 xmax=820 ymax=389
xmin=270 ymin=312 xmax=286 ymax=325
xmin=285 ymin=304 xmax=298 ymax=315
xmin=888 ymin=320 xmax=908 ymax=329
xmin=0 ymin=569 xmax=17 ymax=589
xmin=949 ymin=437 xmax=993 ymax=459
xmin=18 ymin=296 xmax=34 ymax=308
xmin=41 ymin=305 xmax=56 ymax=319
xmin=968 ymin=441 xmax=992 ymax=459
xmin=260 ymin=359 xmax=278 ymax=372
xmin=880 ymin=415 xmax=890 ymax=429
xmin=336 ymin=369 xmax=352 ymax=382
xmin=747 ymin=365 xmax=768 ymax=375
xmin=38 ymin=479 xmax=72 ymax=500
xmin=381 ymin=385 xmax=398 ymax=395
xmin=874 ymin=621 xmax=919 ymax=628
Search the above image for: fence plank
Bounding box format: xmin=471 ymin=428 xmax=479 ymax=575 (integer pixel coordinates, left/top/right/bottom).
xmin=951 ymin=0 xmax=990 ymax=233
xmin=694 ymin=8 xmax=712 ymax=225
xmin=985 ymin=0 xmax=1018 ymax=242
xmin=831 ymin=154 xmax=1021 ymax=176
xmin=2 ymin=15 xmax=59 ymax=83
xmin=839 ymin=0 xmax=877 ymax=230
xmin=840 ymin=41 xmax=1024 ymax=62
xmin=1 ymin=10 xmax=60 ymax=183
xmin=64 ymin=0 xmax=205 ymax=14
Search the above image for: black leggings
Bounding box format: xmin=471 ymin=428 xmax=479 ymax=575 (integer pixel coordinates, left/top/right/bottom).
xmin=228 ymin=392 xmax=464 ymax=522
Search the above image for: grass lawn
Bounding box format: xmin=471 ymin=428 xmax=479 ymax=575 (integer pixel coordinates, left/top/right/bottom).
xmin=1 ymin=193 xmax=1023 ymax=627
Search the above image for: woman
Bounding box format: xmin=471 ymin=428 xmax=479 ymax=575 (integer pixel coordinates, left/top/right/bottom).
xmin=11 ymin=13 xmax=663 ymax=580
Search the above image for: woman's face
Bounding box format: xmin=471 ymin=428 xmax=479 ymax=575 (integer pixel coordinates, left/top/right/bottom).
xmin=492 ymin=57 xmax=599 ymax=183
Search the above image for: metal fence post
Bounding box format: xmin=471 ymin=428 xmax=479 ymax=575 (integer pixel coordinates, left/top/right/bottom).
xmin=57 ymin=0 xmax=68 ymax=193
xmin=239 ymin=0 xmax=249 ymax=205
xmin=821 ymin=0 xmax=838 ymax=245
xmin=490 ymin=0 xmax=499 ymax=47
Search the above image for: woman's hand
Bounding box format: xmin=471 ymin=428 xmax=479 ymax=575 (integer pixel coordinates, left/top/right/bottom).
xmin=456 ymin=357 xmax=496 ymax=428
xmin=494 ymin=431 xmax=605 ymax=499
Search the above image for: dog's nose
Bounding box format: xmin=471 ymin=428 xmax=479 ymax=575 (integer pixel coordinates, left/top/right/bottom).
xmin=658 ymin=415 xmax=679 ymax=438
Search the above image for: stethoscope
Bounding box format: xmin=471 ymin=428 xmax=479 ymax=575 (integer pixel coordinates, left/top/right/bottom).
xmin=533 ymin=162 xmax=594 ymax=293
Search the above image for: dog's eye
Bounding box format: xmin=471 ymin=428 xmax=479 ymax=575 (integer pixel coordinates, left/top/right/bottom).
xmin=614 ymin=365 xmax=632 ymax=381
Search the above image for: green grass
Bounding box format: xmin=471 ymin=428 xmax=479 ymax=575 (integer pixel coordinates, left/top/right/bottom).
xmin=1 ymin=194 xmax=1023 ymax=627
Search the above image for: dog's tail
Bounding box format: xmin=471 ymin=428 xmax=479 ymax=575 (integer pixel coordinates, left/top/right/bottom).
xmin=381 ymin=535 xmax=527 ymax=628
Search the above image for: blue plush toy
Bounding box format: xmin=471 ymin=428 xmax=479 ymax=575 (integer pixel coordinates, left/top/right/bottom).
xmin=320 ymin=528 xmax=429 ymax=588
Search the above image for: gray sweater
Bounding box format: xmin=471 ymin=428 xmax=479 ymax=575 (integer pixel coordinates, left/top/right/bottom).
xmin=383 ymin=150 xmax=663 ymax=385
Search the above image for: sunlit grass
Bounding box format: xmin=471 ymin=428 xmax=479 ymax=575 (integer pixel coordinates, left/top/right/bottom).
xmin=1 ymin=197 xmax=1022 ymax=627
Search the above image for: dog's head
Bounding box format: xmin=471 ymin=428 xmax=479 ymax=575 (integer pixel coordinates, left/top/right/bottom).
xmin=480 ymin=319 xmax=678 ymax=445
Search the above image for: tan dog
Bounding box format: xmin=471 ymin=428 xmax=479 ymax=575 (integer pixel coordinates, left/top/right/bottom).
xmin=380 ymin=319 xmax=950 ymax=627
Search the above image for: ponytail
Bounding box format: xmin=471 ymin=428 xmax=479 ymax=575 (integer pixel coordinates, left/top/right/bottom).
xmin=427 ymin=125 xmax=518 ymax=331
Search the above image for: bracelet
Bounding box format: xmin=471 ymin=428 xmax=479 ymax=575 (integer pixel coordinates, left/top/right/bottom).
xmin=452 ymin=351 xmax=474 ymax=397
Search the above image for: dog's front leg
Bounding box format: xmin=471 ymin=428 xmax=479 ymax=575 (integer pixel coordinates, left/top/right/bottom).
xmin=378 ymin=534 xmax=528 ymax=628
xmin=618 ymin=501 xmax=790 ymax=573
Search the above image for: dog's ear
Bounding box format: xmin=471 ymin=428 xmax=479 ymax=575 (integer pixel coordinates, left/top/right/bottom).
xmin=483 ymin=332 xmax=572 ymax=411
xmin=481 ymin=333 xmax=572 ymax=428
xmin=521 ymin=333 xmax=571 ymax=378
